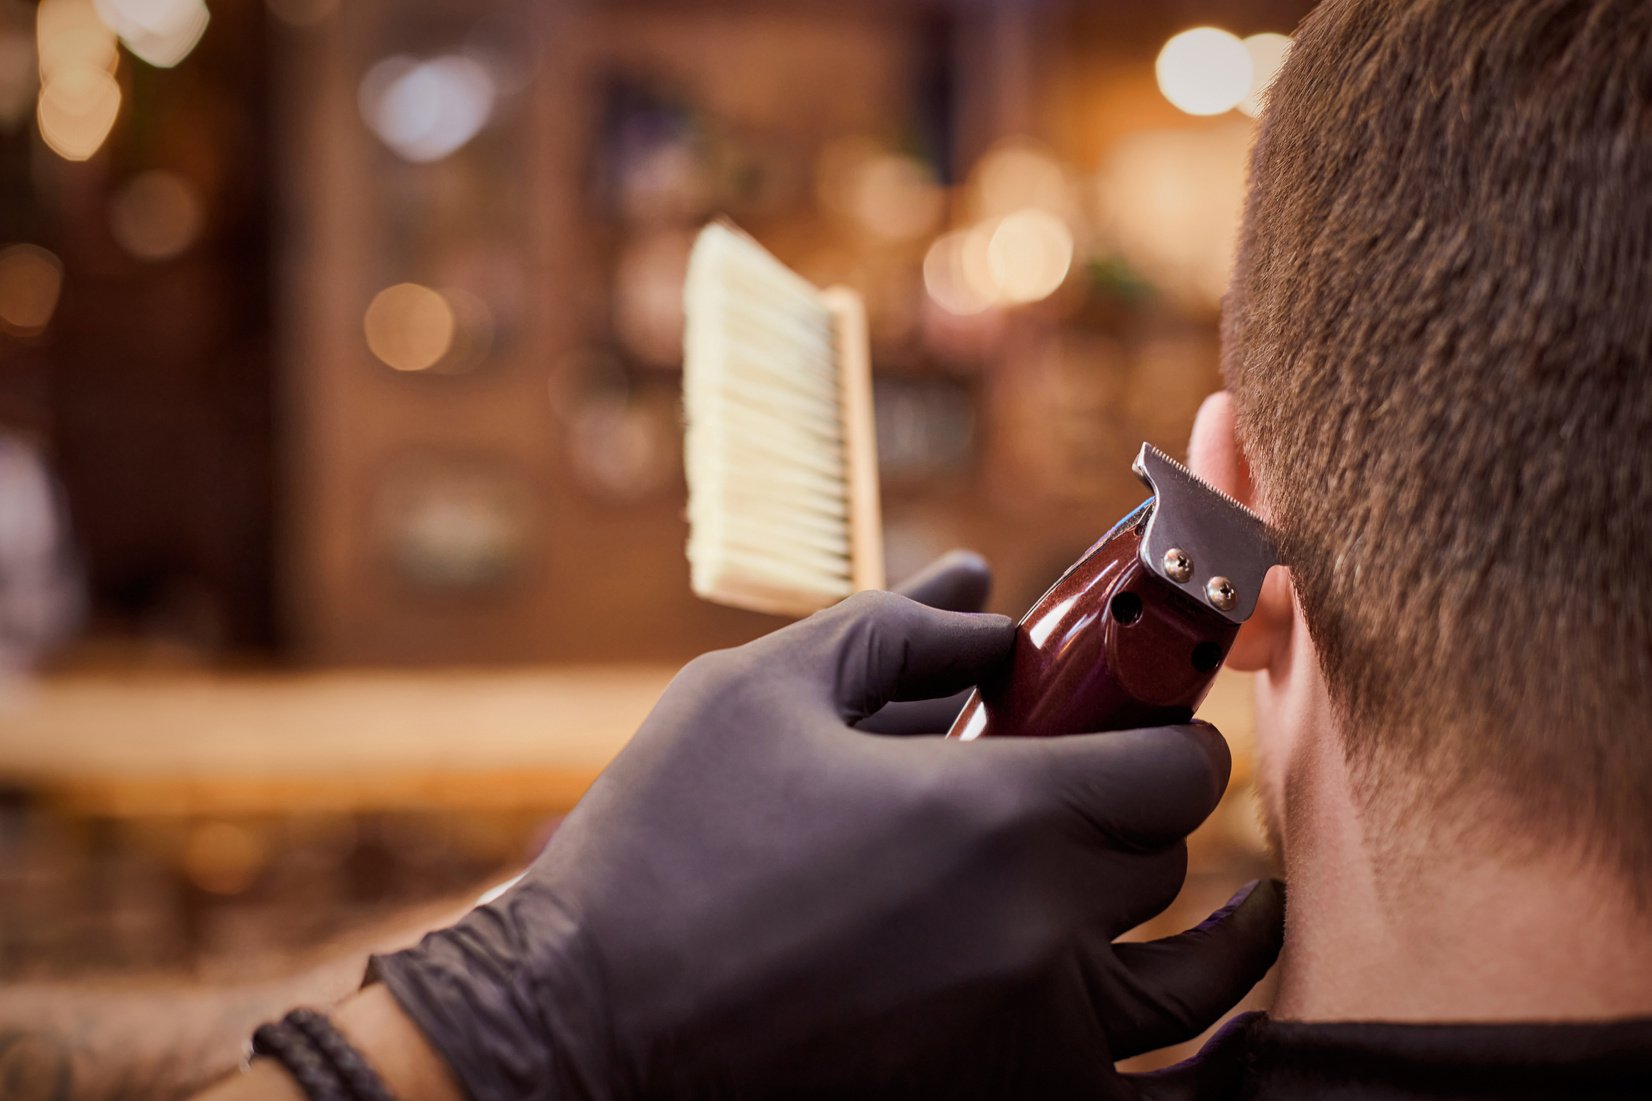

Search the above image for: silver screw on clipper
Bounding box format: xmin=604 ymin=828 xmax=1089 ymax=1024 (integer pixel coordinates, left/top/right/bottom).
xmin=1206 ymin=576 xmax=1237 ymax=611
xmin=1163 ymin=548 xmax=1194 ymax=582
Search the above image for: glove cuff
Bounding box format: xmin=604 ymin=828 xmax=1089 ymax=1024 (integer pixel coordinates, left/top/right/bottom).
xmin=369 ymin=900 xmax=589 ymax=1101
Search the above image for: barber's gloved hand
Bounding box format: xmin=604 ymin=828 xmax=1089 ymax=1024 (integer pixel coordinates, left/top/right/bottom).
xmin=371 ymin=554 xmax=1284 ymax=1101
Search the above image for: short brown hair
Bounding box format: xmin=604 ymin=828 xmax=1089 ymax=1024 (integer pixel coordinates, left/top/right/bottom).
xmin=1225 ymin=0 xmax=1652 ymax=887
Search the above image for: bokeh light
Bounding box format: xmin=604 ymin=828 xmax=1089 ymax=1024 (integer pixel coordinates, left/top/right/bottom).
xmin=848 ymin=154 xmax=943 ymax=241
xmin=923 ymin=225 xmax=1000 ymax=317
xmin=36 ymin=0 xmax=118 ymax=82
xmin=922 ymin=232 xmax=977 ymax=317
xmin=1096 ymin=126 xmax=1253 ymax=307
xmin=92 ymin=0 xmax=209 ymax=70
xmin=817 ymin=139 xmax=943 ymax=241
xmin=364 ymin=283 xmax=456 ymax=372
xmin=37 ymin=65 xmax=122 ymax=162
xmin=359 ymin=55 xmax=496 ymax=163
xmin=0 ymin=244 xmax=66 ymax=337
xmin=972 ymin=138 xmax=1073 ymax=222
xmin=986 ymin=209 xmax=1074 ymax=305
xmin=182 ymin=821 xmax=265 ymax=896
xmin=109 ymin=171 xmax=204 ymax=261
xmin=1155 ymin=27 xmax=1252 ymax=117
xmin=614 ymin=228 xmax=692 ymax=368
xmin=1239 ymin=33 xmax=1293 ymax=118
xmin=35 ymin=0 xmax=122 ymax=162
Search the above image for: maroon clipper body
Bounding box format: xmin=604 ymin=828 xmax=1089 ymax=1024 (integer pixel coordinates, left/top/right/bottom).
xmin=948 ymin=444 xmax=1279 ymax=740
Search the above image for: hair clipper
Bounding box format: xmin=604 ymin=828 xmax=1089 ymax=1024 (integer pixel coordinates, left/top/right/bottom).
xmin=948 ymin=443 xmax=1279 ymax=740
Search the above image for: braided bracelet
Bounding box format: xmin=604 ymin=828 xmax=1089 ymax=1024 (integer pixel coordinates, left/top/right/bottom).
xmin=251 ymin=1018 xmax=348 ymax=1101
xmin=288 ymin=1009 xmax=398 ymax=1101
xmin=252 ymin=1010 xmax=397 ymax=1101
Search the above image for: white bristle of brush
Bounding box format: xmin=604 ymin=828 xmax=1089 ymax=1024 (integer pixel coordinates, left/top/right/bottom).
xmin=684 ymin=222 xmax=884 ymax=617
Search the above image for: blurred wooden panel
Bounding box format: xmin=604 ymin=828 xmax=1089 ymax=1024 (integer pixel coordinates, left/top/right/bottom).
xmin=0 ymin=665 xmax=1256 ymax=818
xmin=0 ymin=666 xmax=674 ymax=817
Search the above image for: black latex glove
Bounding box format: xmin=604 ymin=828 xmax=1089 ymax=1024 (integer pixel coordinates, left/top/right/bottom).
xmin=371 ymin=555 xmax=1283 ymax=1101
xmin=856 ymin=550 xmax=997 ymax=736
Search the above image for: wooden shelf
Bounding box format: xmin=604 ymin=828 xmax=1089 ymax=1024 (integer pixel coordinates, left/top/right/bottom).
xmin=0 ymin=667 xmax=677 ymax=819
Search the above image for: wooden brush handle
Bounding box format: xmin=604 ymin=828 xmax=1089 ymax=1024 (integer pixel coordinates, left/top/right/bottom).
xmin=821 ymin=287 xmax=884 ymax=594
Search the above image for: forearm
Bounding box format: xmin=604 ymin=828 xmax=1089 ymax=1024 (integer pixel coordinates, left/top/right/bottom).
xmin=0 ymin=891 xmax=480 ymax=1101
xmin=0 ymin=973 xmax=354 ymax=1101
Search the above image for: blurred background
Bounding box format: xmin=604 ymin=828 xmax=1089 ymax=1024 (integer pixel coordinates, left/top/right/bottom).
xmin=0 ymin=0 xmax=1311 ymax=1067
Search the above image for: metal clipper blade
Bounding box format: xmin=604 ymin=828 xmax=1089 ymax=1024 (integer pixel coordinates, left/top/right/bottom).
xmin=1132 ymin=443 xmax=1278 ymax=625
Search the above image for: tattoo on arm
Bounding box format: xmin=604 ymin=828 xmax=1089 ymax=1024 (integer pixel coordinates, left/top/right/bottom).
xmin=0 ymin=1029 xmax=73 ymax=1101
xmin=0 ymin=983 xmax=282 ymax=1101
xmin=0 ymin=888 xmax=480 ymax=1101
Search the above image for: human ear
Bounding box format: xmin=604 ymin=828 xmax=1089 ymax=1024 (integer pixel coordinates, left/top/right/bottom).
xmin=1186 ymin=391 xmax=1291 ymax=673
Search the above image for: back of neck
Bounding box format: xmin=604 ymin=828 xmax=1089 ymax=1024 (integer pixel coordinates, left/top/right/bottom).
xmin=1272 ymin=728 xmax=1652 ymax=1023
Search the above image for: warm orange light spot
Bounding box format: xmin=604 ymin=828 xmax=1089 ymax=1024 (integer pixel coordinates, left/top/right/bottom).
xmin=0 ymin=244 xmax=66 ymax=337
xmin=38 ymin=65 xmax=121 ymax=161
xmin=364 ymin=283 xmax=456 ymax=372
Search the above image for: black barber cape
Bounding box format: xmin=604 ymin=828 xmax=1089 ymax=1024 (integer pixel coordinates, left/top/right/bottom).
xmin=1138 ymin=1011 xmax=1652 ymax=1100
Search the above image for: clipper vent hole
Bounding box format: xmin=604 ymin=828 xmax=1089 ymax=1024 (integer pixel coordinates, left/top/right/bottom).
xmin=1191 ymin=642 xmax=1223 ymax=673
xmin=1110 ymin=591 xmax=1143 ymax=626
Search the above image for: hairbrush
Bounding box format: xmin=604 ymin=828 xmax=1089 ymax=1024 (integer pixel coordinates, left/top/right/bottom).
xmin=949 ymin=443 xmax=1278 ymax=739
xmin=682 ymin=222 xmax=883 ymax=617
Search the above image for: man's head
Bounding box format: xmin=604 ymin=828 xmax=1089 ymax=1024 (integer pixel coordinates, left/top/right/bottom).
xmin=1194 ymin=0 xmax=1652 ymax=896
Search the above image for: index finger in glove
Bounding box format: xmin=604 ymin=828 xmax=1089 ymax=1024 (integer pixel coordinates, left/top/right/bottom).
xmin=808 ymin=590 xmax=1014 ymax=722
xmin=1018 ymin=722 xmax=1233 ymax=851
xmin=854 ymin=552 xmax=995 ymax=736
